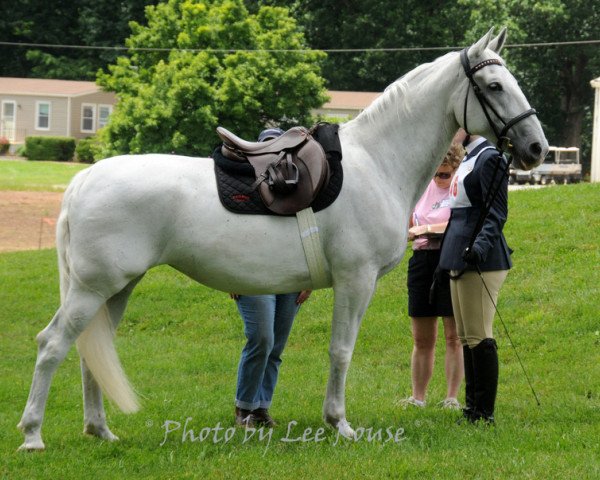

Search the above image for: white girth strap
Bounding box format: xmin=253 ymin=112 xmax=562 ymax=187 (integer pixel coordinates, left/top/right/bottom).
xmin=296 ymin=207 xmax=331 ymax=289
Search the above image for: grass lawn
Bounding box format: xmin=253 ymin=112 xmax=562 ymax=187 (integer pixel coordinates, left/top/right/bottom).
xmin=1 ymin=183 xmax=599 ymax=479
xmin=0 ymin=158 xmax=88 ymax=192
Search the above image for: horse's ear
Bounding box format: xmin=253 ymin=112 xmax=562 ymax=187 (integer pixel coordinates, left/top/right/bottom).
xmin=470 ymin=28 xmax=495 ymax=58
xmin=488 ymin=27 xmax=507 ymax=54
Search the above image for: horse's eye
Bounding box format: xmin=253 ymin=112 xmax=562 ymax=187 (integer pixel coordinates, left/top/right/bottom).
xmin=488 ymin=82 xmax=503 ymax=92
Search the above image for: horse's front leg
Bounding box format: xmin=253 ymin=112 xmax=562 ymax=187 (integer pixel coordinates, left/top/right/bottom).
xmin=324 ymin=272 xmax=377 ymax=438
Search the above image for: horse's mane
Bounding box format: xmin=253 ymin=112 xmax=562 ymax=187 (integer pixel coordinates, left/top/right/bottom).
xmin=342 ymin=50 xmax=463 ymax=192
xmin=354 ymin=50 xmax=459 ymax=128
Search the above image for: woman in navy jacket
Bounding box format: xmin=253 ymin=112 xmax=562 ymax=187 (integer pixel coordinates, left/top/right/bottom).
xmin=439 ymin=132 xmax=512 ymax=424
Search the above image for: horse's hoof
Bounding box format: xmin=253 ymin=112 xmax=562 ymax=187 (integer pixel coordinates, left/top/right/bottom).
xmin=336 ymin=419 xmax=356 ymax=439
xmin=17 ymin=422 xmax=45 ymax=451
xmin=84 ymin=424 xmax=119 ymax=442
xmin=18 ymin=439 xmax=45 ymax=451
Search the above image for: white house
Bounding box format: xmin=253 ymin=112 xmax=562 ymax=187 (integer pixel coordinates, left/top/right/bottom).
xmin=313 ymin=90 xmax=381 ymax=119
xmin=0 ymin=77 xmax=116 ymax=149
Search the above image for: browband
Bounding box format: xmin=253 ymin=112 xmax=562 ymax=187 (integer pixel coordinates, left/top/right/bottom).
xmin=467 ymin=58 xmax=503 ymax=78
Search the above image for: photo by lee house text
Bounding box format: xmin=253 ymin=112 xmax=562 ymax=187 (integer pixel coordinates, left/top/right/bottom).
xmin=159 ymin=418 xmax=406 ymax=448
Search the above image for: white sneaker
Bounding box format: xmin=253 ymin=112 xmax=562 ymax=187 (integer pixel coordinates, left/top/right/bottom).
xmin=438 ymin=397 xmax=461 ymax=410
xmin=398 ymin=396 xmax=426 ymax=408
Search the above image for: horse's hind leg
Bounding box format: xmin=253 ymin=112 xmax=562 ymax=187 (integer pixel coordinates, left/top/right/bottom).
xmin=18 ymin=288 xmax=106 ymax=451
xmin=81 ymin=276 xmax=143 ymax=441
xmin=81 ymin=358 xmax=118 ymax=441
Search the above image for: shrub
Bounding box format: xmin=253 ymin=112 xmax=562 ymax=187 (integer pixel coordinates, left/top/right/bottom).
xmin=75 ymin=137 xmax=97 ymax=163
xmin=0 ymin=136 xmax=9 ymax=155
xmin=24 ymin=136 xmax=76 ymax=161
xmin=15 ymin=144 xmax=27 ymax=157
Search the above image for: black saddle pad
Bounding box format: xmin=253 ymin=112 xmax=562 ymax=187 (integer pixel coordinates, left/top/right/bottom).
xmin=213 ymin=127 xmax=343 ymax=216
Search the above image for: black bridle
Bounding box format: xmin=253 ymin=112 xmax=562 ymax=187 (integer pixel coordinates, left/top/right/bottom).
xmin=460 ymin=47 xmax=537 ymax=155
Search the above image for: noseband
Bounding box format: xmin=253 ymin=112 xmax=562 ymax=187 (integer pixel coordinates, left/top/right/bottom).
xmin=460 ymin=47 xmax=537 ymax=154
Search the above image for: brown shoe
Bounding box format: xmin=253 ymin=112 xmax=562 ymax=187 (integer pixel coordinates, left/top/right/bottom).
xmin=235 ymin=407 xmax=256 ymax=428
xmin=252 ymin=408 xmax=277 ymax=427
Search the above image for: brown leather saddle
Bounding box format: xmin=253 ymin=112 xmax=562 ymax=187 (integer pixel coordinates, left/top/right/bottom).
xmin=217 ymin=126 xmax=330 ymax=215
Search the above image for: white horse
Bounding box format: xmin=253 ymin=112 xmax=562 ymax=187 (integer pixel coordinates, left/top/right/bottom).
xmin=18 ymin=29 xmax=547 ymax=450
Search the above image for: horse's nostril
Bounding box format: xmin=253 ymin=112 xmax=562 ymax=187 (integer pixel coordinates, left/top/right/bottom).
xmin=530 ymin=142 xmax=543 ymax=157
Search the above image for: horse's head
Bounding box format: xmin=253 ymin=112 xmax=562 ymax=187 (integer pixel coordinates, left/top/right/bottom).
xmin=455 ymin=28 xmax=548 ymax=170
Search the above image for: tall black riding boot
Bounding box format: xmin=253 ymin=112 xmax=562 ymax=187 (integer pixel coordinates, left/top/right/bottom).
xmin=461 ymin=344 xmax=476 ymax=420
xmin=471 ymin=338 xmax=498 ymax=424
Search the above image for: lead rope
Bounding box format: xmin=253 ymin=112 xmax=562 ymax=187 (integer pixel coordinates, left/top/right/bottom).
xmin=476 ymin=264 xmax=542 ymax=406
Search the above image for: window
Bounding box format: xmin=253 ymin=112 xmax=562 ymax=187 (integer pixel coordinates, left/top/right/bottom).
xmin=98 ymin=104 xmax=113 ymax=129
xmin=36 ymin=101 xmax=51 ymax=130
xmin=81 ymin=104 xmax=96 ymax=132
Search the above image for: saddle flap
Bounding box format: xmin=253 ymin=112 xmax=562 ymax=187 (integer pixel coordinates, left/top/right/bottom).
xmin=258 ymin=139 xmax=330 ymax=215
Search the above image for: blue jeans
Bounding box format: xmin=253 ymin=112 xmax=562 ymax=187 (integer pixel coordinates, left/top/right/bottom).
xmin=235 ymin=293 xmax=300 ymax=410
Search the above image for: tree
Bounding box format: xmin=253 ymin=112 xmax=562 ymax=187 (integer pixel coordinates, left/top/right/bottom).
xmin=0 ymin=0 xmax=158 ymax=80
xmin=0 ymin=0 xmax=34 ymax=77
xmin=285 ymin=0 xmax=472 ymax=91
xmin=97 ymin=0 xmax=327 ymax=157
xmin=461 ymin=0 xmax=600 ymax=170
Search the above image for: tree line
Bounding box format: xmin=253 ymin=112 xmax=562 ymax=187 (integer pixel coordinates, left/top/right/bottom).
xmin=1 ymin=0 xmax=598 ymax=169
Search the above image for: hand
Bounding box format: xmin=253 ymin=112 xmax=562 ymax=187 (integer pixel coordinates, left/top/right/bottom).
xmin=408 ymin=225 xmax=428 ymax=238
xmin=296 ymin=290 xmax=312 ymax=305
xmin=462 ymin=247 xmax=482 ymax=266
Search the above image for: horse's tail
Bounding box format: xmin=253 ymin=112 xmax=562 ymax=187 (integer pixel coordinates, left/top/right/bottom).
xmin=76 ymin=306 xmax=140 ymax=413
xmin=59 ymin=170 xmax=140 ymax=414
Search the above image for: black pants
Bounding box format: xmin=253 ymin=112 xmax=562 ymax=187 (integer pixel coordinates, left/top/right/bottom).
xmin=407 ymin=249 xmax=453 ymax=318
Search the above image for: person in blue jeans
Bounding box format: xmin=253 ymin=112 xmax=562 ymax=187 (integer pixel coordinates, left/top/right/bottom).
xmin=232 ymin=127 xmax=311 ymax=427
xmin=232 ymin=291 xmax=311 ymax=427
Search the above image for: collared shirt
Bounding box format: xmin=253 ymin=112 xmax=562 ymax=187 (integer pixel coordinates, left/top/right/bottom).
xmin=412 ymin=179 xmax=451 ymax=250
xmin=465 ymin=136 xmax=487 ymax=155
xmin=450 ymin=138 xmax=495 ymax=208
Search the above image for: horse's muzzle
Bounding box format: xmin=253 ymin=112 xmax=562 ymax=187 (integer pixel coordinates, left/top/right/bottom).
xmin=512 ymin=140 xmax=549 ymax=170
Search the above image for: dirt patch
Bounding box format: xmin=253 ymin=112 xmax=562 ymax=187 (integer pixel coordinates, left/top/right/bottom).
xmin=0 ymin=191 xmax=63 ymax=252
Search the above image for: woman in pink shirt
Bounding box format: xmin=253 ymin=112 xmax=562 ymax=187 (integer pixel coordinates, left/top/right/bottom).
xmin=400 ymin=143 xmax=464 ymax=409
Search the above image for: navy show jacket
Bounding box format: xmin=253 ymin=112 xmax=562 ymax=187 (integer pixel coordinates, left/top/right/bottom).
xmin=439 ymin=139 xmax=513 ymax=272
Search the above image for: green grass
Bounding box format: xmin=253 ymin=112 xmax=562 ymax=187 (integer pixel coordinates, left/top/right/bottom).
xmin=0 ymin=159 xmax=88 ymax=191
xmin=1 ymin=183 xmax=599 ymax=479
